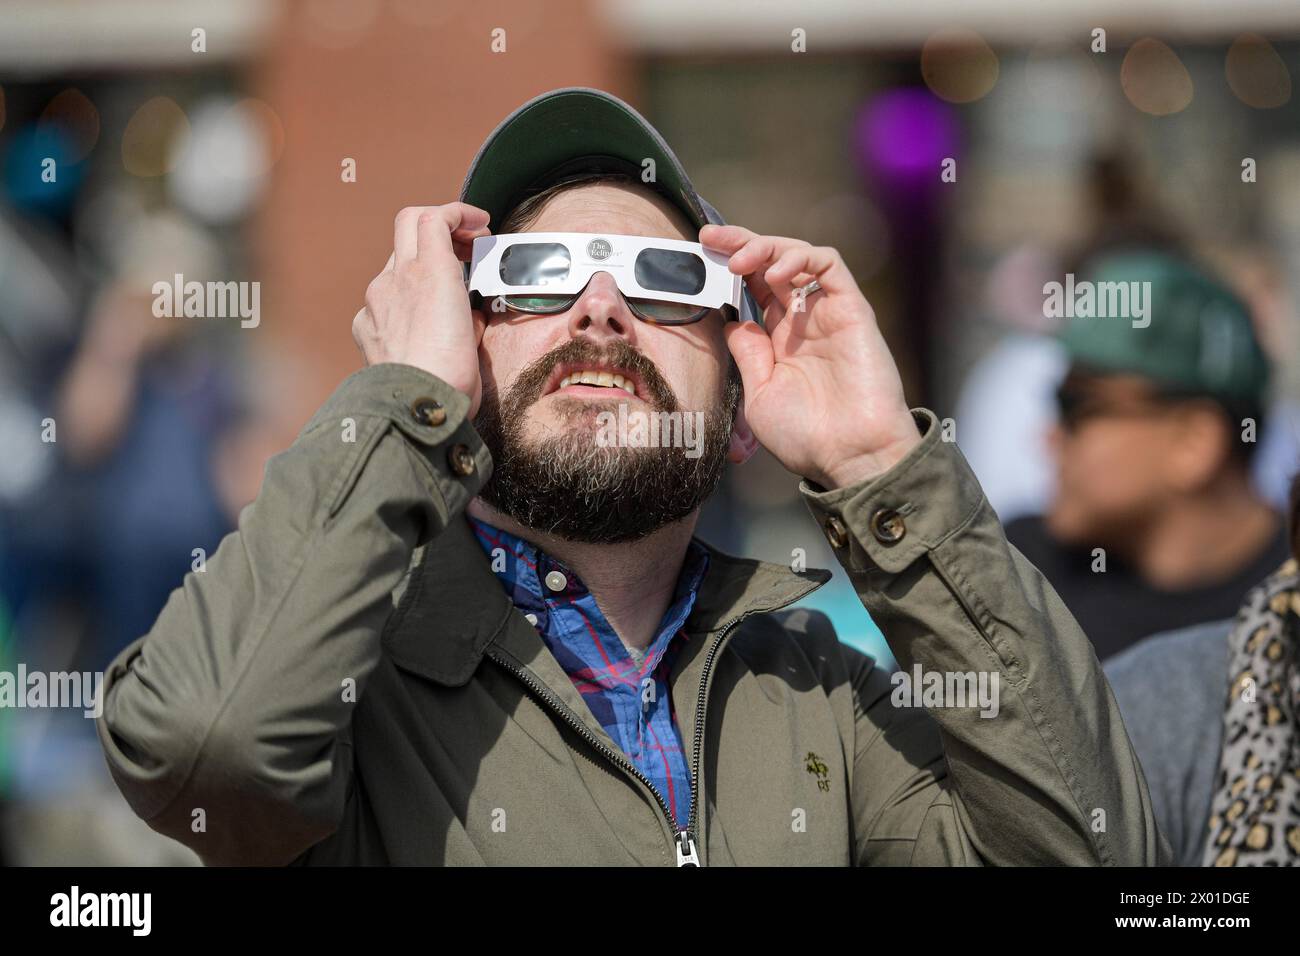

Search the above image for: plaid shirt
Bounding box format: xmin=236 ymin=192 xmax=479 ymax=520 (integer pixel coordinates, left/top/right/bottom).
xmin=470 ymin=516 xmax=708 ymax=832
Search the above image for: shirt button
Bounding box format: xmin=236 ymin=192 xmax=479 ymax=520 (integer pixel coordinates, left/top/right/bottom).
xmin=447 ymin=444 xmax=475 ymax=477
xmin=524 ymin=612 xmax=539 ymax=626
xmin=410 ymin=397 xmax=446 ymax=427
xmin=870 ymin=507 xmax=906 ymax=545
xmin=544 ymin=570 xmax=567 ymax=592
xmin=823 ymin=516 xmax=849 ymax=550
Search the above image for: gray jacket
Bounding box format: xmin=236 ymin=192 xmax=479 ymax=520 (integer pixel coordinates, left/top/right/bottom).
xmin=1104 ymin=620 xmax=1231 ymax=866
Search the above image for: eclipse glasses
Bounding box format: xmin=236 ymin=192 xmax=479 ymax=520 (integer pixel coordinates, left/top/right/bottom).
xmin=466 ymin=232 xmax=746 ymax=325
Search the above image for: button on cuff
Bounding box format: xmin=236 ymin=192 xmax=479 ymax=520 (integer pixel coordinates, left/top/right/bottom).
xmin=447 ymin=443 xmax=476 ymax=478
xmin=824 ymin=516 xmax=850 ymax=550
xmin=798 ymin=408 xmax=988 ymax=574
xmin=378 ymin=367 xmax=492 ymax=502
xmin=306 ymin=364 xmax=492 ymax=516
xmin=870 ymin=507 xmax=907 ymax=545
xmin=410 ymin=397 xmax=446 ymax=427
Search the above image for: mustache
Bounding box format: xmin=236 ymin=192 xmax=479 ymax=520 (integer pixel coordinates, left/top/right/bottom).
xmin=503 ymin=338 xmax=679 ymax=412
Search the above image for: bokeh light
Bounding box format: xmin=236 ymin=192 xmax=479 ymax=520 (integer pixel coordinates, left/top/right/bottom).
xmin=855 ymin=88 xmax=960 ymax=185
xmin=3 ymin=124 xmax=83 ymax=211
xmin=121 ymin=96 xmax=189 ymax=177
xmin=1121 ymin=38 xmax=1194 ymax=115
xmin=168 ymin=97 xmax=284 ymax=224
xmin=1226 ymin=34 xmax=1292 ymax=109
xmin=921 ymin=28 xmax=1000 ymax=104
xmin=240 ymin=98 xmax=286 ymax=169
xmin=38 ymin=88 xmax=100 ymax=164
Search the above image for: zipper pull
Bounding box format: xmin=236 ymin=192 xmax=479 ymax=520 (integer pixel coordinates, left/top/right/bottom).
xmin=675 ymin=831 xmax=700 ymax=867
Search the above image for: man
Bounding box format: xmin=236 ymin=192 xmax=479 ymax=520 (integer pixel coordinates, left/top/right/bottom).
xmin=96 ymin=87 xmax=1166 ymax=866
xmin=1007 ymin=251 xmax=1289 ymax=661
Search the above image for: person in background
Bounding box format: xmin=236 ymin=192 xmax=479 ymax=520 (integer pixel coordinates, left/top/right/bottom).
xmin=51 ymin=275 xmax=237 ymax=667
xmin=1006 ymin=250 xmax=1290 ymax=661
xmin=955 ymin=151 xmax=1186 ymax=525
xmin=1106 ymin=473 xmax=1300 ymax=866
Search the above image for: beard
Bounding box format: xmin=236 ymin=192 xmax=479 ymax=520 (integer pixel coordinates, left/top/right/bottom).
xmin=473 ymin=337 xmax=740 ymax=544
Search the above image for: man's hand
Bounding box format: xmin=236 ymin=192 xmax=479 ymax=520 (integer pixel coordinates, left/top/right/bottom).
xmin=352 ymin=203 xmax=492 ymax=416
xmin=701 ymin=225 xmax=923 ymax=490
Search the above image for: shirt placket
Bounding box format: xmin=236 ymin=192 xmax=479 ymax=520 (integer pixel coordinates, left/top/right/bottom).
xmin=471 ymin=517 xmax=703 ymax=832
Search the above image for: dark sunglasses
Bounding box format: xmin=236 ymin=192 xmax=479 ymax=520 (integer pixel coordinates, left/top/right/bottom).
xmin=1053 ymin=381 xmax=1189 ymax=429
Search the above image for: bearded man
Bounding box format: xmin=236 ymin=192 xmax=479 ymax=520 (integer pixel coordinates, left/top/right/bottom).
xmin=97 ymin=88 xmax=1168 ymax=866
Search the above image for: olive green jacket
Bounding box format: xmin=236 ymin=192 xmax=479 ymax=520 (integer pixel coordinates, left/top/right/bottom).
xmin=96 ymin=363 xmax=1170 ymax=866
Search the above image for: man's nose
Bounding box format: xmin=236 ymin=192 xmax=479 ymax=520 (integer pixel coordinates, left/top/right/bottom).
xmin=567 ymin=272 xmax=635 ymax=343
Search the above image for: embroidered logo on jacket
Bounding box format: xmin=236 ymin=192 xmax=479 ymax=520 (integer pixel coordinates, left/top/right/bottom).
xmin=805 ymin=751 xmax=830 ymax=792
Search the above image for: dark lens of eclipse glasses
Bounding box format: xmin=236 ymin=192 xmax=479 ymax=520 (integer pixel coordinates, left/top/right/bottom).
xmin=495 ymin=242 xmax=713 ymax=325
xmin=498 ymin=293 xmax=711 ymax=325
xmin=499 ymin=242 xmax=571 ymax=286
xmin=634 ymin=248 xmax=706 ymax=295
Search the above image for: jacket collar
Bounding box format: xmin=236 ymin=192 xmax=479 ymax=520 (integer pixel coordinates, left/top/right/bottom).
xmin=685 ymin=539 xmax=832 ymax=635
xmin=383 ymin=515 xmax=831 ymax=698
xmin=381 ymin=516 xmax=512 ymax=687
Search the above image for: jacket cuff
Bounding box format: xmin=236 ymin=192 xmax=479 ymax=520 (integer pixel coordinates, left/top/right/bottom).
xmin=799 ymin=408 xmax=986 ymax=574
xmin=303 ymin=362 xmax=493 ymax=509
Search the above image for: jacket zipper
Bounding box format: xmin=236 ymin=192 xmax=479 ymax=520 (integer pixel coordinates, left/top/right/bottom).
xmin=488 ymin=600 xmax=807 ymax=866
xmin=682 ymin=615 xmax=743 ymax=864
xmin=487 ymin=648 xmax=695 ymax=865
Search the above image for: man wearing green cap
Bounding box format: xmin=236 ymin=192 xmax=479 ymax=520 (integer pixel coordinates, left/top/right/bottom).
xmin=1007 ymin=250 xmax=1289 ymax=661
xmin=96 ymin=88 xmax=1167 ymax=866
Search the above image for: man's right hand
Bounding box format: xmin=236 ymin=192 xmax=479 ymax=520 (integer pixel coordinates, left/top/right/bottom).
xmin=352 ymin=203 xmax=492 ymax=417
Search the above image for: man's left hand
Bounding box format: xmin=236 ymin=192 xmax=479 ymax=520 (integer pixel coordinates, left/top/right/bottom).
xmin=701 ymin=224 xmax=922 ymax=490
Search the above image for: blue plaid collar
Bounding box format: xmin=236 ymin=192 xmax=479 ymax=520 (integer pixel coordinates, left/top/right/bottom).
xmin=467 ymin=516 xmax=709 ymax=680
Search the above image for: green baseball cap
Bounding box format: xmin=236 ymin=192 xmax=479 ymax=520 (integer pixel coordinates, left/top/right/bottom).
xmin=459 ymin=86 xmax=715 ymax=232
xmin=1058 ymin=250 xmax=1270 ymax=407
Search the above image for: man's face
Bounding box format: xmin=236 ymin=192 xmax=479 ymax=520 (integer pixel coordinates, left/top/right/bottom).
xmin=1045 ymin=370 xmax=1193 ymax=547
xmin=472 ymin=181 xmax=742 ymax=543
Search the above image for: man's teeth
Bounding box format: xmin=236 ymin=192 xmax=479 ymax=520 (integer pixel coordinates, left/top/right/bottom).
xmin=557 ymin=371 xmax=636 ymax=395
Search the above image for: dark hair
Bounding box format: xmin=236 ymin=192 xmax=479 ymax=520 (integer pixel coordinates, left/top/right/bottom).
xmin=498 ymin=171 xmax=645 ymax=234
